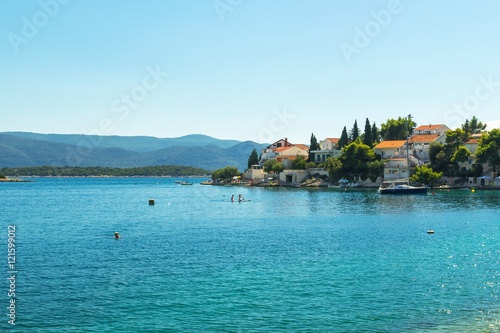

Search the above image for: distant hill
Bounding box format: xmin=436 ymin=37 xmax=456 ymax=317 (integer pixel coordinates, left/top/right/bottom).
xmin=0 ymin=132 xmax=267 ymax=171
xmin=3 ymin=132 xmax=241 ymax=152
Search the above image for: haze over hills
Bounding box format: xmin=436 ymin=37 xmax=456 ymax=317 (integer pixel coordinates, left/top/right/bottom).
xmin=3 ymin=132 xmax=241 ymax=152
xmin=0 ymin=132 xmax=268 ymax=171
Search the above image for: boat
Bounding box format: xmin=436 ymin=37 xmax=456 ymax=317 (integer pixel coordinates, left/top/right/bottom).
xmin=378 ymin=179 xmax=428 ymax=194
xmin=180 ymin=181 xmax=193 ymax=185
xmin=378 ymin=114 xmax=428 ymax=195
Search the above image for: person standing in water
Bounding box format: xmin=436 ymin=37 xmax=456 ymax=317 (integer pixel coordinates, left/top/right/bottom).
xmin=231 ymin=194 xmax=234 ymax=203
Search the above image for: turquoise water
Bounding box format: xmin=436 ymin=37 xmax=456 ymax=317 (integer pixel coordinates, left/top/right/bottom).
xmin=1 ymin=178 xmax=499 ymax=332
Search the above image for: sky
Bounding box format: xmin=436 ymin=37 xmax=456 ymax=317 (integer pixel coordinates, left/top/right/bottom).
xmin=1 ymin=0 xmax=499 ymax=144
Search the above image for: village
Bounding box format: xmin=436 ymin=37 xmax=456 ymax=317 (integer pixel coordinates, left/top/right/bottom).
xmin=238 ymin=119 xmax=500 ymax=189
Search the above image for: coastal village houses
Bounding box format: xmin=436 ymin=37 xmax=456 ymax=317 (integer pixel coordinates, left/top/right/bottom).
xmin=246 ymin=123 xmax=495 ymax=187
xmin=309 ymin=138 xmax=342 ymax=163
xmin=259 ymin=138 xmax=309 ymax=169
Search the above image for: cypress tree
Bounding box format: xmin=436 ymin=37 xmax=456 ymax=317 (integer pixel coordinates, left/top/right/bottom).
xmin=247 ymin=148 xmax=259 ymax=169
xmin=351 ymin=120 xmax=359 ymax=142
xmin=363 ymin=118 xmax=372 ymax=147
xmin=339 ymin=126 xmax=349 ymax=149
xmin=371 ymin=122 xmax=379 ymax=144
xmin=309 ymin=133 xmax=319 ymax=162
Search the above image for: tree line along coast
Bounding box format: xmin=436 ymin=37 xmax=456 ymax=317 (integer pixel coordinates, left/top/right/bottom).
xmin=0 ymin=165 xmax=210 ymax=178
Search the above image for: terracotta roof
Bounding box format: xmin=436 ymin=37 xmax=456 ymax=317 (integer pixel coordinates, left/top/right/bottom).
xmin=273 ymin=144 xmax=309 ymax=153
xmin=327 ymin=138 xmax=340 ymax=143
xmin=409 ymin=134 xmax=440 ymax=143
xmin=274 ymin=146 xmax=293 ymax=153
xmin=465 ymin=139 xmax=479 ymax=144
xmin=293 ymin=144 xmax=310 ymax=151
xmin=374 ymin=140 xmax=406 ymax=149
xmin=414 ymin=124 xmax=445 ymax=131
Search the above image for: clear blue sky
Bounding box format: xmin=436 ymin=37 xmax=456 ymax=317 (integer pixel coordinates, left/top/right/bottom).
xmin=1 ymin=0 xmax=499 ymax=144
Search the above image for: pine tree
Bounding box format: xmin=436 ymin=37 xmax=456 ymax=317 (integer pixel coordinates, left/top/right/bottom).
xmin=371 ymin=122 xmax=379 ymax=144
xmin=309 ymin=133 xmax=319 ymax=162
xmin=350 ymin=120 xmax=359 ymax=142
xmin=363 ymin=118 xmax=372 ymax=147
xmin=247 ymin=148 xmax=259 ymax=169
xmin=339 ymin=126 xmax=349 ymax=149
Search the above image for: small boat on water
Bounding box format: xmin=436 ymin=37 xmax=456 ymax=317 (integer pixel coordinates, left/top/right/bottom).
xmin=378 ymin=180 xmax=428 ymax=194
xmin=180 ymin=181 xmax=193 ymax=185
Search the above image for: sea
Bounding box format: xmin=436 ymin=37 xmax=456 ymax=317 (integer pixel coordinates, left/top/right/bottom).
xmin=1 ymin=177 xmax=499 ymax=332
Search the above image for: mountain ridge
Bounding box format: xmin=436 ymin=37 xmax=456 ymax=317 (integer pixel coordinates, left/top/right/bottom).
xmin=3 ymin=132 xmax=242 ymax=152
xmin=0 ymin=132 xmax=267 ymax=171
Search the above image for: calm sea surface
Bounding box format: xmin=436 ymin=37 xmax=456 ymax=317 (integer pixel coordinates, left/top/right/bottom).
xmin=1 ymin=178 xmax=499 ymax=332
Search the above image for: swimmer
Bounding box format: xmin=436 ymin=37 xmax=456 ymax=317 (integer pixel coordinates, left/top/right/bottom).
xmin=114 ymin=232 xmax=121 ymax=239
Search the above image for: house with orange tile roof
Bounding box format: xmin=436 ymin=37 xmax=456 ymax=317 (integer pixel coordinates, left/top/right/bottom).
xmin=274 ymin=145 xmax=309 ymax=169
xmin=259 ymin=138 xmax=309 ymax=169
xmin=464 ymin=137 xmax=479 ymax=154
xmin=309 ymin=138 xmax=342 ymax=163
xmin=373 ymin=140 xmax=407 ymax=159
xmin=319 ymin=138 xmax=340 ymax=150
xmin=413 ymin=124 xmax=451 ymax=136
xmin=409 ymin=133 xmax=446 ymax=162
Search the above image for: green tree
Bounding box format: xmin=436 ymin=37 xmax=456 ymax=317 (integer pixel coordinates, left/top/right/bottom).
xmin=367 ymin=160 xmax=384 ymax=182
xmin=429 ymin=142 xmax=444 ymax=167
xmin=292 ymin=155 xmax=307 ymax=169
xmin=212 ymin=166 xmax=240 ymax=180
xmin=263 ymin=160 xmax=284 ymax=173
xmin=462 ymin=116 xmax=487 ymax=134
xmin=350 ymin=120 xmax=359 ymax=142
xmin=410 ymin=165 xmax=443 ymax=186
xmin=340 ymin=142 xmax=376 ymax=179
xmin=363 ymin=118 xmax=373 ymax=147
xmin=309 ymin=133 xmax=319 ymax=161
xmin=247 ymin=148 xmax=259 ymax=169
xmin=476 ymin=129 xmax=500 ymax=172
xmin=0 ymin=173 xmax=5 ymax=179
xmin=380 ymin=116 xmax=416 ymax=140
xmin=445 ymin=128 xmax=470 ymax=151
xmin=338 ymin=126 xmax=349 ymax=149
xmin=324 ymin=157 xmax=342 ymax=181
xmin=451 ymin=146 xmax=471 ymax=163
xmin=305 ymin=161 xmax=317 ymax=170
xmin=371 ymin=122 xmax=380 ymax=145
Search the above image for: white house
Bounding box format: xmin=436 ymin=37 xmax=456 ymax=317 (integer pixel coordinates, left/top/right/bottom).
xmin=413 ymin=124 xmax=451 ymax=136
xmin=409 ymin=133 xmax=446 ymax=162
xmin=383 ymin=158 xmax=409 ymax=181
xmin=373 ymin=140 xmax=407 ymax=159
xmin=319 ymin=138 xmax=340 ymax=150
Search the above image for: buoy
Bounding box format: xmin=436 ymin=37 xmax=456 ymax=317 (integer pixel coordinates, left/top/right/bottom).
xmin=427 ymin=230 xmax=434 ymax=234
xmin=149 ymin=199 xmax=155 ymax=205
xmin=471 ymin=188 xmax=475 ymax=193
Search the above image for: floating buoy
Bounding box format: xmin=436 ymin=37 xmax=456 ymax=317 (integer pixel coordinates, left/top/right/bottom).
xmin=427 ymin=229 xmax=434 ymax=234
xmin=471 ymin=188 xmax=475 ymax=193
xmin=149 ymin=199 xmax=155 ymax=205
